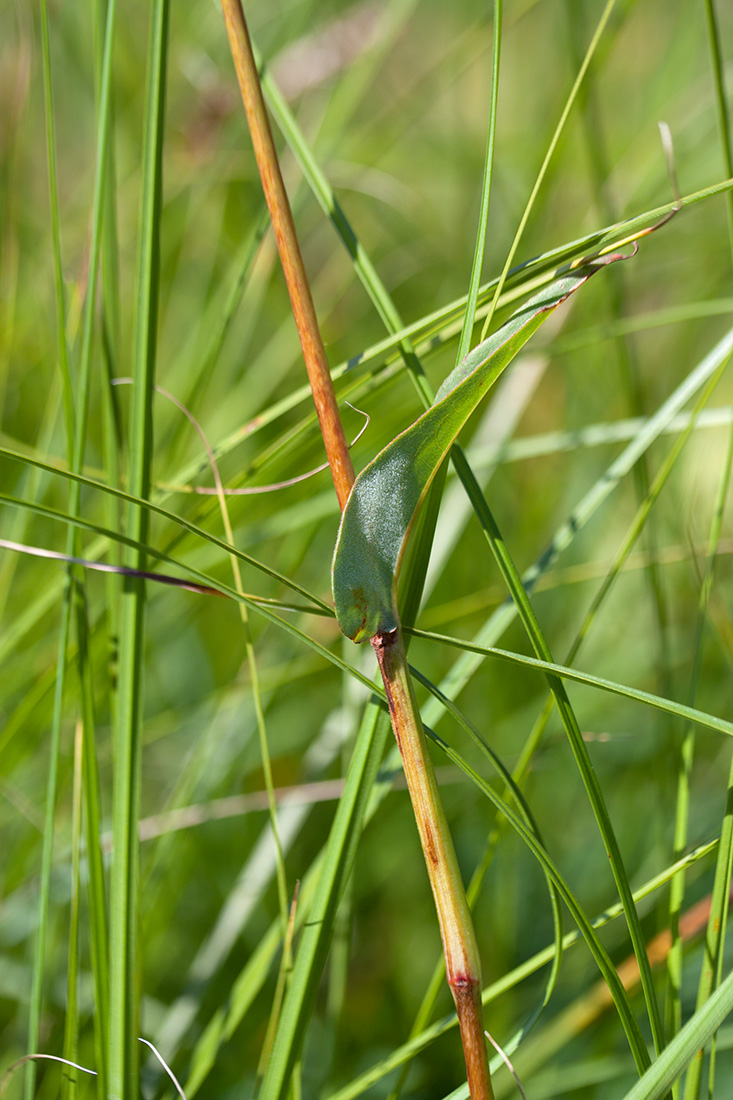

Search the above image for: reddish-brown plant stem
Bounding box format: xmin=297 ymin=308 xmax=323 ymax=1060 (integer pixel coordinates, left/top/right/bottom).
xmin=221 ymin=7 xmax=492 ymax=1097
xmin=220 ymin=0 xmax=354 ymax=510
xmin=373 ymin=628 xmax=493 ymax=1100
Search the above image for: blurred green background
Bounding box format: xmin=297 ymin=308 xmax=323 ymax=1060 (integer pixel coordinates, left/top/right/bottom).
xmin=2 ymin=0 xmax=733 ymax=1097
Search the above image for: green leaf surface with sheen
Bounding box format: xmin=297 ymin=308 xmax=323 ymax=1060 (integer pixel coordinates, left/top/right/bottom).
xmin=332 ymin=255 xmax=627 ymax=641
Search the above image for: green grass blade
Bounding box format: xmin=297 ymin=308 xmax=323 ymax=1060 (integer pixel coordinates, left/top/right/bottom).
xmin=107 ymin=0 xmax=169 ymax=1094
xmin=454 ymin=0 xmax=502 ymax=365
xmin=566 ymin=0 xmax=673 ymax=771
xmin=0 ymin=453 xmax=332 ymax=612
xmin=75 ymin=587 xmax=109 ymax=1099
xmin=257 ymin=702 xmax=393 ymax=1100
xmin=26 ymin=0 xmax=116 ymax=1092
xmin=410 ymin=629 xmax=733 ymax=740
xmin=622 ymin=969 xmax=733 ymax=1100
xmin=703 ymin=0 xmax=733 ymax=256
xmin=60 ymin=720 xmax=83 ymax=1100
xmin=38 ymin=0 xmax=73 ymax=457
xmin=478 ymin=0 xmax=616 ymax=341
xmin=682 ymin=753 xmax=733 ymax=1100
xmin=668 ymin=366 xmax=733 ymax=1067
xmin=24 ymin=7 xmax=72 ymax=1096
xmin=681 ymin=405 xmax=733 ymax=1100
xmin=421 ymin=321 xmax=733 ymax=726
xmin=678 ymin=7 xmax=733 ymax=1095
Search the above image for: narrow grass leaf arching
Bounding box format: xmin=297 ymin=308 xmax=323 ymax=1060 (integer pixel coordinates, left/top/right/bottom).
xmin=332 ymin=255 xmax=628 ymax=642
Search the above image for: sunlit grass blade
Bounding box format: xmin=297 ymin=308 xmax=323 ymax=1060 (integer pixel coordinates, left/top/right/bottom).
xmin=60 ymin=720 xmax=83 ymax=1100
xmin=703 ymin=0 xmax=733 ymax=256
xmin=566 ymin=0 xmax=673 ymax=748
xmin=421 ymin=321 xmax=733 ymax=728
xmin=676 ymin=8 xmax=733 ymax=1096
xmin=107 ymin=0 xmax=168 ymax=1094
xmin=75 ymin=586 xmax=109 ymax=1099
xmin=621 ymin=969 xmax=733 ymax=1100
xmin=23 ymin=5 xmax=71 ymax=1090
xmin=454 ymin=0 xmax=501 ymax=365
xmin=410 ymin=629 xmax=733 ymax=740
xmin=478 ymin=0 xmax=616 ymax=341
xmin=258 ymin=702 xmax=393 ymax=1100
xmin=26 ymin=0 xmax=116 ymax=1095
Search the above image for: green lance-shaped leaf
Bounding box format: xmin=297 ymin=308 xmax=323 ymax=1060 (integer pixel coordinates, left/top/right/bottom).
xmin=332 ymin=253 xmax=629 ymax=642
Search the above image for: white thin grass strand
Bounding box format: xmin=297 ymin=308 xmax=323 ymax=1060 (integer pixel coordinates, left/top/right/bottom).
xmin=139 ymin=1037 xmax=188 ymax=1100
xmin=113 ymin=377 xmax=369 ymax=495
xmin=484 ymin=1032 xmax=527 ymax=1100
xmin=0 ymin=1052 xmax=97 ymax=1097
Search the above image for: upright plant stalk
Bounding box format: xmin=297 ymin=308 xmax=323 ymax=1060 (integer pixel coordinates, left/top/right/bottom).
xmin=108 ymin=0 xmax=169 ymax=1095
xmin=220 ymin=0 xmax=353 ymax=510
xmin=680 ymin=7 xmax=733 ymax=1094
xmin=220 ymin=5 xmax=493 ymax=1098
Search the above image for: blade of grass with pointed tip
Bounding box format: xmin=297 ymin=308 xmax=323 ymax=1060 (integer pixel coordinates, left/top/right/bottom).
xmin=420 ymin=320 xmax=733 ymax=731
xmin=333 ymin=256 xmax=628 ymax=643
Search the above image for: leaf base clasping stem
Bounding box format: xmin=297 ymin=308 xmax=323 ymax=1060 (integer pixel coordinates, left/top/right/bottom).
xmin=372 ymin=626 xmax=494 ymax=1100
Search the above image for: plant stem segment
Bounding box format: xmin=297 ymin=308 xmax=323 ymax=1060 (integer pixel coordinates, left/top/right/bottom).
xmin=220 ymin=0 xmax=354 ymax=509
xmin=373 ymin=627 xmax=493 ymax=1100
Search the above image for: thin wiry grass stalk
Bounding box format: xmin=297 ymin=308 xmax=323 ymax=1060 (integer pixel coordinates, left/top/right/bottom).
xmin=677 ymin=7 xmax=733 ymax=1095
xmin=478 ymin=0 xmax=616 ymax=342
xmin=565 ymin=0 xmax=674 ymax=744
xmin=220 ymin=4 xmax=493 ymax=1096
xmin=24 ymin=7 xmax=72 ymax=1098
xmin=60 ymin=719 xmax=83 ymax=1100
xmin=27 ymin=2 xmax=116 ymax=1097
xmin=165 ymin=380 xmax=293 ymax=1059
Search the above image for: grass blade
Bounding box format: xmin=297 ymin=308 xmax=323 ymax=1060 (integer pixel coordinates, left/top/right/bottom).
xmin=107 ymin=0 xmax=169 ymax=1093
